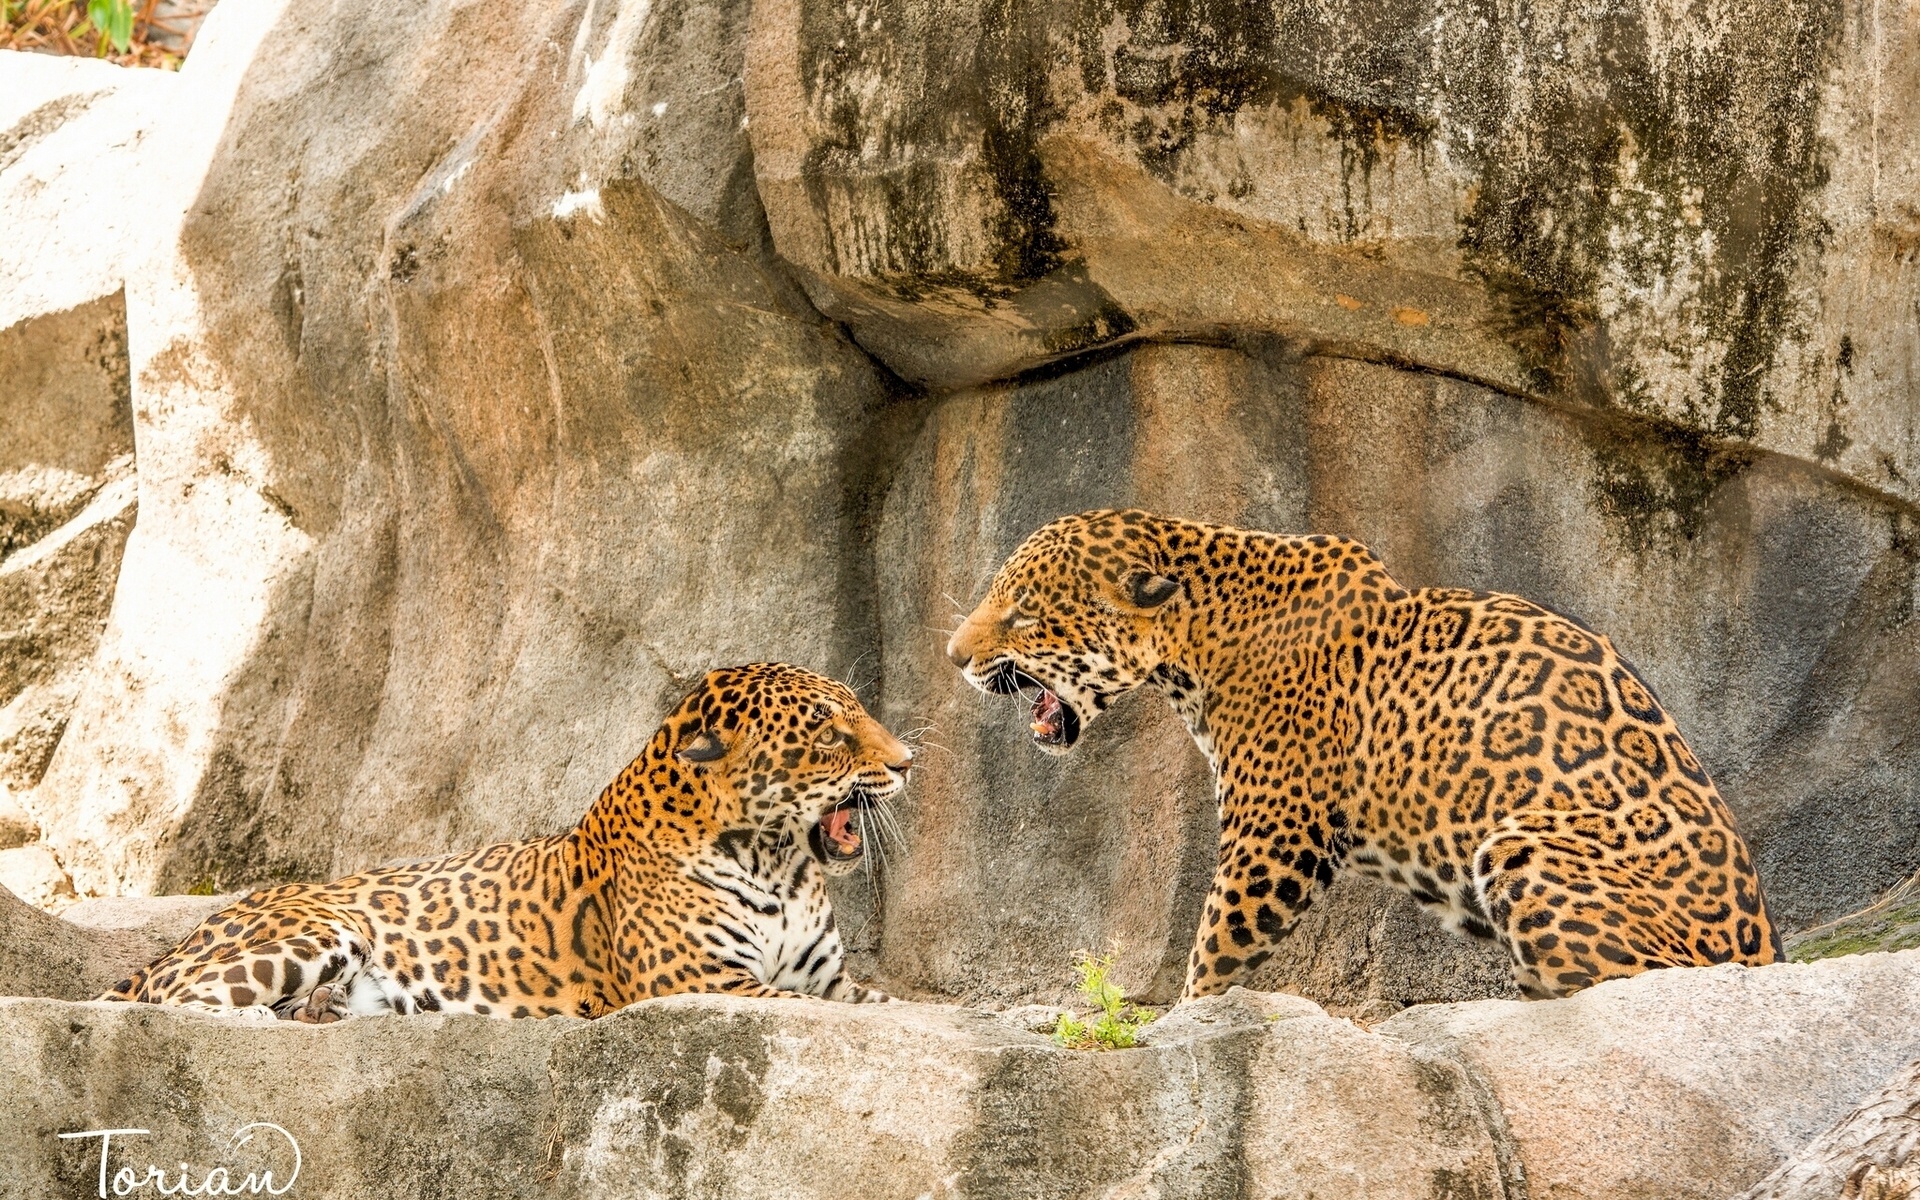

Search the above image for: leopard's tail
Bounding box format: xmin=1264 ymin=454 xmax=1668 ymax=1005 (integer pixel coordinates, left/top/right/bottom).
xmin=96 ymin=968 xmax=148 ymax=1003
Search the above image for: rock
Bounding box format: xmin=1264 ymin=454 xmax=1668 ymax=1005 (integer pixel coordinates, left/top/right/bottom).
xmin=0 ymin=844 xmax=77 ymax=912
xmin=0 ymin=791 xmax=35 ymax=850
xmin=3 ymin=958 xmax=1918 ymax=1197
xmin=0 ymin=987 xmax=1503 ymax=1199
xmin=0 ymin=883 xmax=96 ymax=998
xmin=3 ymin=0 xmax=1915 ymax=1018
xmin=0 ymin=50 xmax=154 ymax=908
xmin=0 ymin=52 xmax=173 ymax=337
xmin=0 ymin=883 xmax=232 ymax=999
xmin=26 ymin=0 xmax=892 ymax=905
xmin=1382 ymin=950 xmax=1920 ymax=1200
xmin=1737 ymin=1056 xmax=1920 ymax=1200
xmin=60 ymin=891 xmax=242 ymax=973
xmin=0 ymin=995 xmax=574 ymax=1197
xmin=0 ymin=469 xmax=137 ymax=798
xmin=744 ymin=0 xmax=1920 ymax=510
xmin=872 ymin=343 xmax=1917 ymax=1005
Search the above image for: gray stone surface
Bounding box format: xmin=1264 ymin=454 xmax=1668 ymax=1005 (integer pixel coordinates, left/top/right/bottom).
xmin=1383 ymin=949 xmax=1920 ymax=1200
xmin=26 ymin=0 xmax=893 ymax=905
xmin=0 ymin=884 xmax=227 ymax=1001
xmin=1737 ymin=1055 xmax=1920 ymax=1200
xmin=0 ymin=53 xmax=154 ymax=910
xmin=0 ymin=988 xmax=1504 ymax=1200
xmin=2 ymin=956 xmax=1917 ymax=1198
xmin=745 ymin=0 xmax=1920 ymax=512
xmin=872 ymin=343 xmax=1917 ymax=1006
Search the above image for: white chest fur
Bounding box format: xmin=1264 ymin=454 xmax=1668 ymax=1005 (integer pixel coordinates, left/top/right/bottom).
xmin=687 ymin=839 xmax=847 ymax=996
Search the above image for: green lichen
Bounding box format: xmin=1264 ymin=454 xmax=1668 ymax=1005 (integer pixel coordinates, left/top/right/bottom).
xmin=1787 ymin=876 xmax=1920 ymax=963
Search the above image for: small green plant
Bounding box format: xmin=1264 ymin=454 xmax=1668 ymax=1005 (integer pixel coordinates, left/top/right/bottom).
xmin=1051 ymin=950 xmax=1154 ymax=1051
xmin=86 ymin=0 xmax=132 ymax=54
xmin=185 ymin=874 xmax=218 ymax=897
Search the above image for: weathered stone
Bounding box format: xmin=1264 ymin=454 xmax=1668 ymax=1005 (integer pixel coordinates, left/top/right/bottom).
xmin=0 ymin=884 xmax=227 ymax=1000
xmin=0 ymin=844 xmax=76 ymax=911
xmin=0 ymin=884 xmax=95 ymax=999
xmin=0 ymin=53 xmax=173 ymax=336
xmin=0 ymin=51 xmax=154 ymax=910
xmin=1737 ymin=1056 xmax=1920 ymax=1200
xmin=5 ymin=0 xmax=1915 ymax=1020
xmin=1382 ymin=950 xmax=1920 ymax=1200
xmin=4 ymin=959 xmax=1918 ymax=1198
xmin=745 ymin=0 xmax=1920 ymax=512
xmin=0 ymin=996 xmax=574 ymax=1197
xmin=0 ymin=986 xmax=1504 ymax=1199
xmin=27 ymin=0 xmax=893 ymax=904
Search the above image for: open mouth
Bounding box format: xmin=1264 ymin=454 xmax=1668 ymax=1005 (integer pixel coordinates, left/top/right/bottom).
xmin=810 ymin=788 xmax=874 ymax=865
xmin=980 ymin=662 xmax=1082 ymax=751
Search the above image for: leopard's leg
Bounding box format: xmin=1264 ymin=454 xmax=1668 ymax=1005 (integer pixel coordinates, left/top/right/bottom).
xmin=115 ymin=908 xmax=401 ymax=1020
xmin=688 ymin=969 xmax=825 ymax=1002
xmin=1474 ymin=831 xmax=1692 ymax=999
xmin=1181 ymin=797 xmax=1339 ymax=1000
xmin=818 ymin=975 xmax=892 ymax=1003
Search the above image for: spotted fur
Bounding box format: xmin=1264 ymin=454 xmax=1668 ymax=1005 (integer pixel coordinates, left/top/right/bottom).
xmin=949 ymin=510 xmax=1783 ymax=1000
xmin=100 ymin=664 xmax=908 ymax=1019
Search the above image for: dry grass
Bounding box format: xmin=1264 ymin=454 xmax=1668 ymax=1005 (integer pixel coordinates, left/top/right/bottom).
xmin=2 ymin=0 xmax=210 ymax=70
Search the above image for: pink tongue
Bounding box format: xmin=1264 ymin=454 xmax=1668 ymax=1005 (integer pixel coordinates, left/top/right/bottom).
xmin=1032 ymin=690 xmax=1062 ymax=735
xmin=823 ymin=809 xmax=860 ymax=853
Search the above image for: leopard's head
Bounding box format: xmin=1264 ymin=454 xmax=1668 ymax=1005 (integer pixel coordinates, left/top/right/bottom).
xmin=657 ymin=664 xmax=912 ymax=874
xmin=947 ymin=509 xmax=1181 ymax=755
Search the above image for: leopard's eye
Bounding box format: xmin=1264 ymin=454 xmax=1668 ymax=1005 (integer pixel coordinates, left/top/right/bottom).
xmin=1009 ymin=614 xmax=1040 ymax=630
xmin=816 ymin=726 xmax=848 ymax=747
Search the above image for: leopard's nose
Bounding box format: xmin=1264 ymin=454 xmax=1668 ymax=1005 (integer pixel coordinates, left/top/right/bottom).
xmin=946 ymin=619 xmax=978 ymax=669
xmin=889 ymin=751 xmax=914 ymax=777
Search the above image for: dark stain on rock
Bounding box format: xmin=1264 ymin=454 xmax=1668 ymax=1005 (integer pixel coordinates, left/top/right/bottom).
xmin=951 ymin=1038 xmax=1250 ymax=1197
xmin=1582 ymin=416 xmax=1752 ymax=553
xmin=978 ymin=0 xmax=1068 ymax=284
xmin=798 ymin=0 xmax=1066 ymax=289
xmin=1458 ymin=0 xmax=1842 ymax=436
xmin=550 ymin=1008 xmax=772 ymax=1196
xmin=1467 ymin=261 xmax=1598 ymax=396
xmin=1073 ymin=0 xmax=1435 ymax=225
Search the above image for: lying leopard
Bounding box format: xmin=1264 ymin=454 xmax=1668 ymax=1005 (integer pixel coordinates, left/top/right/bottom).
xmin=101 ymin=664 xmax=907 ymax=1020
xmin=948 ymin=509 xmax=1783 ymax=1000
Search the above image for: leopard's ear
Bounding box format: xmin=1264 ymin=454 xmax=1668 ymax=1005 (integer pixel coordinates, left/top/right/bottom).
xmin=676 ymin=727 xmax=727 ymax=763
xmin=1122 ymin=568 xmax=1180 ymax=610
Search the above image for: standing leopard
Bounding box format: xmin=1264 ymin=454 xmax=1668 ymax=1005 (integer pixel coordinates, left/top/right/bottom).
xmin=100 ymin=664 xmax=908 ymax=1020
xmin=947 ymin=509 xmax=1783 ymax=1000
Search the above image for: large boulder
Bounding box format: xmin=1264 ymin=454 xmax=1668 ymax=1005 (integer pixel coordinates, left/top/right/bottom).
xmin=2 ymin=954 xmax=1919 ymax=1198
xmin=744 ymin=0 xmax=1920 ymax=509
xmin=0 ymin=51 xmax=161 ymax=908
xmin=1384 ymin=950 xmax=1920 ymax=1200
xmin=871 ymin=342 xmax=1920 ymax=1005
xmin=26 ymin=0 xmax=893 ymax=914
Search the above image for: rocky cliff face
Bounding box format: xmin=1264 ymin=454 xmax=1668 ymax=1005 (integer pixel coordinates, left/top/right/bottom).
xmin=1 ymin=0 xmax=1915 ymax=1013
